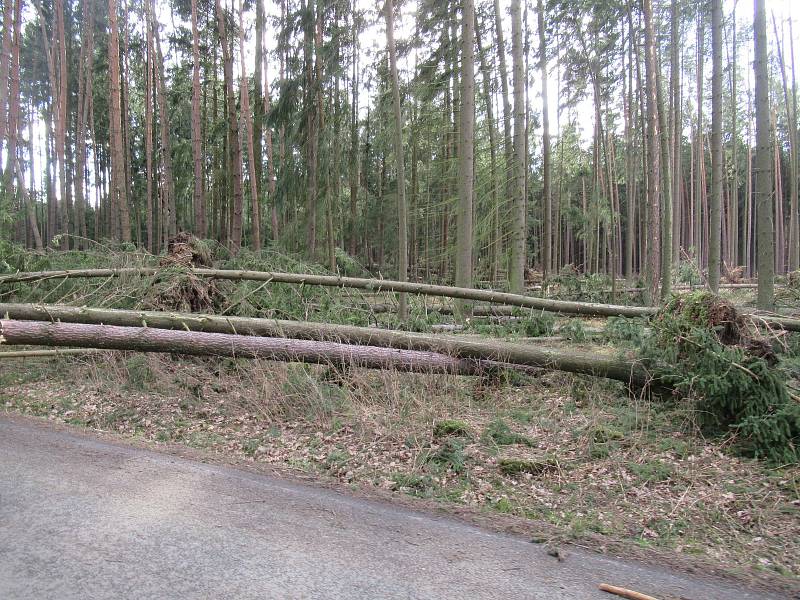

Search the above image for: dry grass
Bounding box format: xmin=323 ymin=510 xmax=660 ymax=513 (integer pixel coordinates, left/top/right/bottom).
xmin=1 ymin=351 xmax=798 ymax=585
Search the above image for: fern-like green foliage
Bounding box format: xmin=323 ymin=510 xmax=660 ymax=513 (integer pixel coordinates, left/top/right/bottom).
xmin=642 ymin=292 xmax=799 ymax=464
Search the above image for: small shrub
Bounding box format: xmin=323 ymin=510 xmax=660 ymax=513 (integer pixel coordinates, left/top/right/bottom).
xmin=521 ymin=313 xmax=556 ymax=337
xmin=433 ymin=419 xmax=471 ymax=439
xmin=498 ymin=457 xmax=556 ymax=476
xmin=628 ymin=460 xmax=675 ymax=483
xmin=604 ymin=316 xmax=647 ymax=347
xmin=427 ymin=438 xmax=467 ymax=473
xmin=483 ymin=419 xmax=534 ymax=447
xmin=560 ymin=319 xmax=588 ymax=342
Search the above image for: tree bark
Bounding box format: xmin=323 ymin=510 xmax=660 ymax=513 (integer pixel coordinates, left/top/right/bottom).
xmin=107 ymin=0 xmax=131 ymax=242
xmin=708 ymin=0 xmax=723 ymax=292
xmin=642 ymin=0 xmax=661 ymax=304
xmin=455 ymin=0 xmax=475 ymax=318
xmin=0 ymin=312 xmax=647 ymax=384
xmin=537 ymin=0 xmax=551 ymax=282
xmin=385 ymin=0 xmax=408 ymax=320
xmin=238 ymin=0 xmax=260 ymax=251
xmin=191 ymin=0 xmax=207 ymax=238
xmin=216 ymin=0 xmax=244 ymax=254
xmin=754 ymin=0 xmax=773 ymax=309
xmin=509 ymin=0 xmax=526 ymax=293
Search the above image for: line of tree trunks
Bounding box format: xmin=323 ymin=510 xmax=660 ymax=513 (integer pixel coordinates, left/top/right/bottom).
xmin=0 ymin=310 xmax=647 ymax=384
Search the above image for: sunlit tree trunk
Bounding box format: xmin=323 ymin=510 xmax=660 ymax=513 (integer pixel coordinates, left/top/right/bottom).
xmin=708 ymin=0 xmax=722 ymax=292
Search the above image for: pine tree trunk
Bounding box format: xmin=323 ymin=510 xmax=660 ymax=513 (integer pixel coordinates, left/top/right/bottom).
xmin=509 ymin=0 xmax=526 ymax=293
xmin=238 ymin=0 xmax=260 ymax=251
xmin=708 ymin=0 xmax=723 ymax=292
xmin=0 ymin=0 xmax=14 ymax=151
xmin=152 ymin=7 xmax=176 ymax=244
xmin=385 ymin=0 xmax=409 ymax=319
xmin=216 ymin=0 xmax=244 ymax=254
xmin=754 ymin=0 xmax=774 ymax=308
xmin=642 ymin=0 xmax=661 ymax=304
xmin=455 ymin=0 xmax=475 ymax=318
xmin=538 ymin=0 xmax=551 ymax=282
xmin=107 ymin=0 xmax=131 ymax=242
xmin=145 ymin=0 xmax=155 ymax=252
xmin=191 ymin=0 xmax=207 ymax=238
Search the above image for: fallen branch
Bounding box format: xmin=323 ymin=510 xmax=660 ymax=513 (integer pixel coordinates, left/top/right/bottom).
xmin=0 ymin=348 xmax=103 ymax=359
xmin=0 ymin=305 xmax=648 ymax=385
xmin=598 ymin=583 xmax=660 ymax=600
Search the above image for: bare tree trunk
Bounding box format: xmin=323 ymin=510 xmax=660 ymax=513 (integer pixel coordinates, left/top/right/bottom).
xmin=144 ymin=0 xmax=155 ymax=252
xmin=191 ymin=0 xmax=207 ymax=238
xmin=455 ymin=0 xmax=475 ymax=318
xmin=384 ymin=0 xmax=409 ymax=319
xmin=216 ymin=0 xmax=244 ymax=254
xmin=708 ymin=0 xmax=723 ymax=292
xmin=108 ymin=0 xmax=131 ymax=242
xmin=0 ymin=0 xmax=14 ymax=152
xmin=538 ymin=0 xmax=551 ymax=283
xmin=642 ymin=0 xmax=661 ymax=304
xmin=754 ymin=0 xmax=773 ymax=308
xmin=152 ymin=6 xmax=176 ymax=244
xmin=694 ymin=9 xmax=705 ymax=269
xmin=670 ymin=0 xmax=682 ymax=268
xmin=509 ymin=0 xmax=526 ymax=293
xmin=238 ymin=0 xmax=260 ymax=251
xmin=54 ymin=0 xmax=69 ymax=249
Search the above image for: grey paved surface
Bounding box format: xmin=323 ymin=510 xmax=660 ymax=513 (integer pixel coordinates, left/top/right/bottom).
xmin=0 ymin=414 xmax=771 ymax=599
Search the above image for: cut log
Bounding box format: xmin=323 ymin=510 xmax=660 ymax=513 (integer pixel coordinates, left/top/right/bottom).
xmin=0 ymin=305 xmax=648 ymax=385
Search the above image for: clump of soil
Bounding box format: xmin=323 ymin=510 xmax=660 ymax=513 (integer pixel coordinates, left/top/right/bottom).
xmin=143 ymin=232 xmax=221 ymax=313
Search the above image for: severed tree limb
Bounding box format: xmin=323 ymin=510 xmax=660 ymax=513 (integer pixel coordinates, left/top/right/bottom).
xmin=0 ymin=348 xmax=103 ymax=358
xmin=598 ymin=583 xmax=661 ymax=600
xmin=0 ymin=307 xmax=649 ymax=385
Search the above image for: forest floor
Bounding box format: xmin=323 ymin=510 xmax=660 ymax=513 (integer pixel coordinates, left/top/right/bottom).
xmin=2 ymin=344 xmax=798 ymax=594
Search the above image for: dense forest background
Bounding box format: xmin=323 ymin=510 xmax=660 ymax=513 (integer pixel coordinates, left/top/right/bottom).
xmin=0 ymin=0 xmax=797 ymax=308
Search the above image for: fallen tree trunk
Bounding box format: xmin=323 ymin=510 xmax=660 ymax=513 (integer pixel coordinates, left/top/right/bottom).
xmin=0 ymin=305 xmax=648 ymax=384
xmin=0 ymin=319 xmax=518 ymax=377
xmin=0 ymin=268 xmax=654 ymax=318
xmin=4 ymin=269 xmax=794 ymax=330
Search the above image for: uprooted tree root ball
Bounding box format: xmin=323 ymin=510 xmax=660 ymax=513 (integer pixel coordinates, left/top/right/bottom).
xmin=143 ymin=233 xmax=223 ymax=313
xmin=643 ymin=291 xmax=799 ymax=463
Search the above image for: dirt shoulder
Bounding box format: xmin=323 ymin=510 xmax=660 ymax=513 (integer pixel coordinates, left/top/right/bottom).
xmin=1 ymin=353 xmax=798 ymax=597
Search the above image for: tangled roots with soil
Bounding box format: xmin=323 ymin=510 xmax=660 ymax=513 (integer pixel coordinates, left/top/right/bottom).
xmin=143 ymin=233 xmax=222 ymax=313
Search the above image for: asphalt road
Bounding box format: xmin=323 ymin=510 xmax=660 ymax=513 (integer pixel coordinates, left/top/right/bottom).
xmin=0 ymin=414 xmax=778 ymax=599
